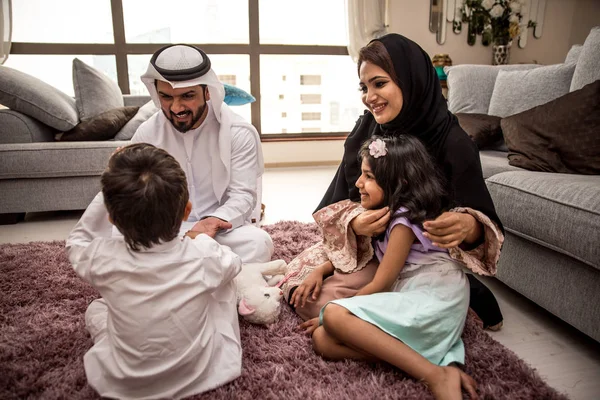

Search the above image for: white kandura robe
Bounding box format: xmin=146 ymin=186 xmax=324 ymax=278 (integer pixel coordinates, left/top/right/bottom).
xmin=66 ymin=193 xmax=243 ymax=399
xmin=131 ymin=102 xmax=273 ymax=263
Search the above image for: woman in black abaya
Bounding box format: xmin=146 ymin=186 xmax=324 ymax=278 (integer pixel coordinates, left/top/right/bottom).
xmin=316 ymin=33 xmax=504 ymax=329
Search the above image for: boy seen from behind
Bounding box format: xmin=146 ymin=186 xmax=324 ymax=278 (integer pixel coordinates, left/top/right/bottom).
xmin=66 ymin=143 xmax=242 ymax=399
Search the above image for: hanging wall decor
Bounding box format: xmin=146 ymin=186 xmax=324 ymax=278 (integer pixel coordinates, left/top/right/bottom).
xmin=430 ymin=0 xmax=545 ymax=51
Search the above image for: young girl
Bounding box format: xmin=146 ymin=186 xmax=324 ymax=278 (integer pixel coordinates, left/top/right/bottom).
xmin=308 ymin=135 xmax=481 ymax=399
xmin=318 ymin=33 xmax=504 ymax=330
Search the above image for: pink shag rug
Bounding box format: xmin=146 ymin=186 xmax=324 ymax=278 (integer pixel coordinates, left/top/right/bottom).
xmin=0 ymin=221 xmax=568 ymax=400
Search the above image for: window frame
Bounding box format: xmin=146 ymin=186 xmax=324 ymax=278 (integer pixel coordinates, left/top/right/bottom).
xmin=9 ymin=0 xmax=351 ymax=141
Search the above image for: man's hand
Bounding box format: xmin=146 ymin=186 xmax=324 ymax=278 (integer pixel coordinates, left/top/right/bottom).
xmin=191 ymin=217 xmax=233 ymax=238
xmin=423 ymin=211 xmax=481 ymax=248
xmin=298 ymin=317 xmax=320 ymax=336
xmin=350 ymin=207 xmax=391 ymax=237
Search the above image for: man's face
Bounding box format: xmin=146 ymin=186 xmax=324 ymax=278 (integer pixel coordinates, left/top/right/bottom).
xmin=156 ymin=81 xmax=210 ymax=132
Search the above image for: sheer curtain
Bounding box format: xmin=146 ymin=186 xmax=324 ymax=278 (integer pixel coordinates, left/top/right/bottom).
xmin=346 ymin=0 xmax=388 ymax=62
xmin=1 ymin=0 xmax=11 ymax=65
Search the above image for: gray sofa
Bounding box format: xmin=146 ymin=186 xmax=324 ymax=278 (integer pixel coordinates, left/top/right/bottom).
xmin=0 ymin=94 xmax=151 ymax=223
xmin=446 ymin=27 xmax=600 ymax=342
xmin=0 ymin=56 xmax=260 ymax=224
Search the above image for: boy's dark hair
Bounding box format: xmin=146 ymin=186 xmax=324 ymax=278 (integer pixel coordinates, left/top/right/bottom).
xmin=359 ymin=135 xmax=447 ymax=224
xmin=101 ymin=143 xmax=189 ymax=250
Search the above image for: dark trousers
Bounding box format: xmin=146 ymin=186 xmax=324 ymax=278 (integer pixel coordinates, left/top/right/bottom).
xmin=467 ymin=274 xmax=503 ymax=328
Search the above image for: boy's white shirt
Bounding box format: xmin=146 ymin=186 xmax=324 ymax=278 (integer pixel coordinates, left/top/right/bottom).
xmin=66 ymin=193 xmax=243 ymax=399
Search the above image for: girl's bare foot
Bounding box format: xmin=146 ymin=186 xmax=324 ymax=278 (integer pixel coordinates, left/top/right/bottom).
xmin=427 ymin=365 xmax=478 ymax=400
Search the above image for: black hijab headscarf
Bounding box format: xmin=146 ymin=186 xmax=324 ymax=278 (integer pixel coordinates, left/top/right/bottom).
xmin=316 ymin=33 xmax=502 ymax=230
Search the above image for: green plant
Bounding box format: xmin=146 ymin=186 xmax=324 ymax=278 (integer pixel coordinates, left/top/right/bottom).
xmin=460 ymin=0 xmax=535 ymax=46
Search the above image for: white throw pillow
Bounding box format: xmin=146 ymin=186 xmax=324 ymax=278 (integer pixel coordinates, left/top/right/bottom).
xmin=445 ymin=64 xmax=540 ymax=115
xmin=114 ymin=100 xmax=159 ymax=141
xmin=488 ymin=63 xmax=576 ymax=118
xmin=564 ymin=44 xmax=583 ymax=65
xmin=570 ymin=26 xmax=600 ymax=92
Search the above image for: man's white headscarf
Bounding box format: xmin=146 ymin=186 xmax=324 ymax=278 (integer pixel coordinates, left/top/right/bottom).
xmin=140 ymin=45 xmax=264 ymax=223
xmin=141 ymin=44 xmax=226 ymax=123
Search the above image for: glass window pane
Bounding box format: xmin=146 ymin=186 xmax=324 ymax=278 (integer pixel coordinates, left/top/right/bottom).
xmin=259 ymin=0 xmax=347 ymax=45
xmin=122 ymin=0 xmax=249 ymax=44
xmin=4 ymin=55 xmax=116 ymax=97
xmin=260 ymin=55 xmax=364 ymax=135
xmin=128 ymin=54 xmax=251 ymax=122
xmin=12 ymin=0 xmax=114 ymax=43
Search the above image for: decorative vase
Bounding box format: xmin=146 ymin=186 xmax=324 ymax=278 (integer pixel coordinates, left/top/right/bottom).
xmin=492 ymin=42 xmax=511 ymax=65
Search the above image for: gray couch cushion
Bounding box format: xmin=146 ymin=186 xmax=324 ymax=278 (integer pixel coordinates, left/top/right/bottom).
xmin=486 ymin=171 xmax=600 ymax=269
xmin=0 ymin=65 xmax=79 ymax=131
xmin=479 ymin=150 xmax=523 ymax=179
xmin=0 ymin=110 xmax=56 ymax=144
xmin=564 ymin=44 xmax=583 ymax=64
xmin=488 ymin=63 xmax=576 ymax=118
xmin=73 ymin=58 xmax=124 ymax=120
xmin=445 ymin=64 xmax=540 ymax=114
xmin=571 ymin=26 xmax=600 ymax=92
xmin=0 ymin=141 xmax=128 ymax=180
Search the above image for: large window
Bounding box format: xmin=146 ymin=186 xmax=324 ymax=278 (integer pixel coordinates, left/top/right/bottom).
xmin=8 ymin=0 xmax=364 ymax=138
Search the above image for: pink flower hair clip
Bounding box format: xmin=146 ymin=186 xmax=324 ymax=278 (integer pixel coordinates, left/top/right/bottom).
xmin=368 ymin=138 xmax=387 ymax=158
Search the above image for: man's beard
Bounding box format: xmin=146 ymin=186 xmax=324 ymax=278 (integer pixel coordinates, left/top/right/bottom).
xmin=166 ymin=103 xmax=207 ymax=133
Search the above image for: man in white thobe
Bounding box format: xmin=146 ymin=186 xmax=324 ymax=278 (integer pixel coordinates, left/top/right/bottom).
xmin=131 ymin=44 xmax=273 ymax=263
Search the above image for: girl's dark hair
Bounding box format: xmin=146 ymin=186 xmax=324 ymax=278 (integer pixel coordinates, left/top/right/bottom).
xmin=357 ymin=40 xmax=400 ymax=87
xmin=359 ymin=135 xmax=447 ymax=224
xmin=101 ymin=143 xmax=189 ymax=250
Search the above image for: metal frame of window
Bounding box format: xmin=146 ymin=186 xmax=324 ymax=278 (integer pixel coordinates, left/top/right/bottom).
xmin=9 ymin=0 xmax=350 ymax=141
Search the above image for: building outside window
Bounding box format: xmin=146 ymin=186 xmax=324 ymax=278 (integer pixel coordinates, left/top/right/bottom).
xmin=218 ymin=75 xmax=237 ymax=86
xmin=299 ymin=75 xmax=321 ymax=85
xmin=301 ymin=112 xmax=321 ymax=121
xmin=300 ymin=94 xmax=321 ymax=104
xmin=8 ymin=0 xmax=364 ymax=138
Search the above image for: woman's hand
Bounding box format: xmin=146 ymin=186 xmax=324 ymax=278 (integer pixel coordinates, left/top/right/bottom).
xmin=290 ymin=267 xmax=326 ymax=308
xmin=423 ymin=211 xmax=482 ymax=248
xmin=350 ymin=207 xmax=391 ymax=237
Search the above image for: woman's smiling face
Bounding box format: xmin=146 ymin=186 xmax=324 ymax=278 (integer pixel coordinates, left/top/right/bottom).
xmin=359 ymin=61 xmax=404 ymax=124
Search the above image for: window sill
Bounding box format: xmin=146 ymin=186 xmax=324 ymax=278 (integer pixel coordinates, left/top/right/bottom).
xmin=260 ymin=133 xmax=348 ymax=142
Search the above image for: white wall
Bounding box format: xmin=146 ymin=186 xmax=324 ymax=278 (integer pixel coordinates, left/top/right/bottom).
xmin=262 ymin=140 xmax=344 ymax=167
xmin=266 ymin=0 xmax=600 ymax=167
xmin=387 ymin=0 xmax=600 ymax=65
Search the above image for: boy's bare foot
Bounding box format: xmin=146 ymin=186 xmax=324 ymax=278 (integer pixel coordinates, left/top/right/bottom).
xmin=428 ymin=365 xmax=478 ymax=400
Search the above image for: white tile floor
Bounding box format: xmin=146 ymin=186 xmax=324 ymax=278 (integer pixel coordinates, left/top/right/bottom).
xmin=2 ymin=165 xmax=600 ymax=399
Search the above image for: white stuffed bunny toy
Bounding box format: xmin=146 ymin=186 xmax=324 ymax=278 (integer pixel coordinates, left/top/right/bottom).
xmin=234 ymin=259 xmax=288 ymax=325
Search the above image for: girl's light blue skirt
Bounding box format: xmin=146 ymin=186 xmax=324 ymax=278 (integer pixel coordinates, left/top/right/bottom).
xmin=320 ymin=255 xmax=470 ymax=366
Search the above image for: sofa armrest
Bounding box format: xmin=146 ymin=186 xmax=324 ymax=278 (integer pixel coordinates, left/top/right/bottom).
xmin=0 ymin=110 xmax=57 ymax=144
